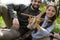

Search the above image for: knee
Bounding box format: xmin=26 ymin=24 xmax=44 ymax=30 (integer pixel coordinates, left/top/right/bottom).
xmin=0 ymin=4 xmax=8 ymax=12
xmin=0 ymin=4 xmax=8 ymax=16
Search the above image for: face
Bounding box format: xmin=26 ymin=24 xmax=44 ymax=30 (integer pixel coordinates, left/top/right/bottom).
xmin=46 ymin=6 xmax=56 ymax=18
xmin=31 ymin=0 xmax=41 ymax=9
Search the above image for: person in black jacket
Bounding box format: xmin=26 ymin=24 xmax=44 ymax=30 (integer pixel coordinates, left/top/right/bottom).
xmin=0 ymin=0 xmax=42 ymax=40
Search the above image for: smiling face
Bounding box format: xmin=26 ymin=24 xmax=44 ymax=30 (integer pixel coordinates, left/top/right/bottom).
xmin=31 ymin=0 xmax=41 ymax=9
xmin=46 ymin=6 xmax=56 ymax=18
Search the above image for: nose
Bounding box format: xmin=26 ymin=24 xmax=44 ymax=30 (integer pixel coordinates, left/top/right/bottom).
xmin=49 ymin=10 xmax=52 ymax=14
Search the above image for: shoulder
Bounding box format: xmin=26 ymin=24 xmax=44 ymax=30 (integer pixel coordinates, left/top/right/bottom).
xmin=14 ymin=4 xmax=27 ymax=10
xmin=7 ymin=3 xmax=14 ymax=8
xmin=17 ymin=4 xmax=28 ymax=11
xmin=19 ymin=4 xmax=27 ymax=8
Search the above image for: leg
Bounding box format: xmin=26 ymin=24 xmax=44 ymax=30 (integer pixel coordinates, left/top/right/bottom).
xmin=0 ymin=4 xmax=12 ymax=28
xmin=0 ymin=4 xmax=2 ymax=16
xmin=0 ymin=13 xmax=1 ymax=16
xmin=0 ymin=29 xmax=20 ymax=40
xmin=32 ymin=38 xmax=42 ymax=40
xmin=40 ymin=36 xmax=50 ymax=40
xmin=32 ymin=36 xmax=50 ymax=40
xmin=24 ymin=35 xmax=32 ymax=40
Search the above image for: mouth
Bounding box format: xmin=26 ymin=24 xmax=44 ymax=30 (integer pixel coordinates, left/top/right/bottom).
xmin=47 ymin=13 xmax=53 ymax=17
xmin=32 ymin=5 xmax=38 ymax=9
xmin=34 ymin=5 xmax=39 ymax=8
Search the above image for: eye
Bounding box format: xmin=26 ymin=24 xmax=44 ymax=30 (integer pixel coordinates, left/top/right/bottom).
xmin=52 ymin=10 xmax=55 ymax=12
xmin=48 ymin=9 xmax=51 ymax=11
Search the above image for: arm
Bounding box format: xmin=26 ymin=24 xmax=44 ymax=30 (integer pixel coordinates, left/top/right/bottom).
xmin=7 ymin=4 xmax=18 ymax=19
xmin=7 ymin=4 xmax=27 ymax=30
xmin=7 ymin=4 xmax=19 ymax=30
xmin=38 ymin=23 xmax=54 ymax=36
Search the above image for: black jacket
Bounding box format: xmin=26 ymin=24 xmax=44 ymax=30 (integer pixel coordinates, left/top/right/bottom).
xmin=7 ymin=4 xmax=41 ymax=35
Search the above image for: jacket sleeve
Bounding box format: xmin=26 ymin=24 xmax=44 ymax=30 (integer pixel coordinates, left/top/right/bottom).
xmin=7 ymin=4 xmax=26 ymax=19
xmin=38 ymin=23 xmax=54 ymax=36
xmin=14 ymin=4 xmax=27 ymax=12
xmin=7 ymin=4 xmax=18 ymax=19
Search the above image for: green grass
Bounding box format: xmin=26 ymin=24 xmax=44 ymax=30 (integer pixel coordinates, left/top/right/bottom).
xmin=52 ymin=24 xmax=60 ymax=33
xmin=0 ymin=16 xmax=6 ymax=28
xmin=39 ymin=5 xmax=46 ymax=12
xmin=52 ymin=15 xmax=60 ymax=33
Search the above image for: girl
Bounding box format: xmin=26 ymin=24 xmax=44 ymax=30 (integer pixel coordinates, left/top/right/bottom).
xmin=30 ymin=4 xmax=58 ymax=40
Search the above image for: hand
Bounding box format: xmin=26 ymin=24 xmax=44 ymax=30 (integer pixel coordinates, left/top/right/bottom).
xmin=27 ymin=17 xmax=35 ymax=29
xmin=34 ymin=23 xmax=41 ymax=30
xmin=12 ymin=18 xmax=19 ymax=30
xmin=36 ymin=16 xmax=44 ymax=23
xmin=53 ymin=33 xmax=60 ymax=39
xmin=28 ymin=17 xmax=34 ymax=24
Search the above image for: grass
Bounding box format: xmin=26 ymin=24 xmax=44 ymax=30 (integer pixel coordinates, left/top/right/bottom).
xmin=52 ymin=16 xmax=60 ymax=33
xmin=39 ymin=4 xmax=46 ymax=12
xmin=0 ymin=16 xmax=6 ymax=28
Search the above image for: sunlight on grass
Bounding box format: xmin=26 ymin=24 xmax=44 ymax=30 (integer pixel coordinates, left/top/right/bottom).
xmin=52 ymin=15 xmax=60 ymax=33
xmin=0 ymin=16 xmax=6 ymax=28
xmin=39 ymin=5 xmax=46 ymax=12
xmin=52 ymin=24 xmax=60 ymax=33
